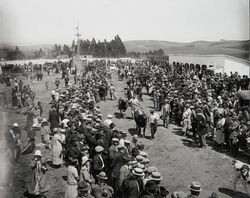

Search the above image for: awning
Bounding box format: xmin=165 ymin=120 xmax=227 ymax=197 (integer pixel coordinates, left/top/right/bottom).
xmin=238 ymin=90 xmax=250 ymax=100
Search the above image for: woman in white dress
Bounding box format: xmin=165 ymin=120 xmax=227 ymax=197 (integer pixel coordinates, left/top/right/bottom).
xmin=51 ymin=128 xmax=63 ymax=167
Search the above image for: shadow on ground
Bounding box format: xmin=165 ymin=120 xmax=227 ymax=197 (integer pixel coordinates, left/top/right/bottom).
xmin=128 ymin=128 xmax=138 ymax=136
xmin=218 ymin=187 xmax=249 ymax=198
xmin=114 ymin=112 xmax=122 ymax=119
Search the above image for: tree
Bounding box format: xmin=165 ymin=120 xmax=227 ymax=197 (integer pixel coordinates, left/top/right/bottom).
xmin=6 ymin=46 xmax=24 ymax=60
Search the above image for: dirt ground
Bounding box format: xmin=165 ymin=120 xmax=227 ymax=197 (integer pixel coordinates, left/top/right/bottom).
xmin=0 ymin=71 xmax=249 ymax=198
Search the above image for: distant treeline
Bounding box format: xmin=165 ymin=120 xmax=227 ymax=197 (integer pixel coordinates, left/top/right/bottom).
xmin=4 ymin=35 xmax=127 ymax=60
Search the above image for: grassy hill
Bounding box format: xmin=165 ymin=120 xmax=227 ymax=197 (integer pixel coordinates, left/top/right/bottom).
xmin=124 ymin=40 xmax=250 ymax=60
xmin=0 ymin=40 xmax=249 ymax=60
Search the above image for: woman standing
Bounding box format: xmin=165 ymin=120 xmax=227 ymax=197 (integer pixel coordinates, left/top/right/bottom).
xmin=51 ymin=128 xmax=63 ymax=167
xmin=79 ymin=156 xmax=92 ymax=187
xmin=215 ymin=113 xmax=226 ymax=150
xmin=40 ymin=119 xmax=51 ymax=148
xmin=65 ymin=159 xmax=79 ymax=198
xmin=26 ymin=150 xmax=49 ymax=197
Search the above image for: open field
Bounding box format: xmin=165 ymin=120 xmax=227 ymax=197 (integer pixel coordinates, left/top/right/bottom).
xmin=124 ymin=40 xmax=250 ymax=60
xmin=0 ymin=71 xmax=249 ymax=198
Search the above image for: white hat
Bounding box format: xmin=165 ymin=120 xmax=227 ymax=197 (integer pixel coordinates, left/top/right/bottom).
xmin=81 ymin=156 xmax=89 ymax=165
xmin=149 ymin=172 xmax=163 ymax=181
xmin=41 ymin=118 xmax=47 ymax=123
xmin=107 ymin=114 xmax=113 ymax=119
xmin=139 ymin=151 xmax=148 ymax=158
xmin=95 ymin=146 xmax=104 ymax=153
xmin=32 ymin=123 xmax=37 ymax=127
xmin=132 ymin=167 xmax=145 ymax=176
xmin=13 ymin=123 xmax=18 ymax=127
xmin=34 ymin=150 xmax=42 ymax=156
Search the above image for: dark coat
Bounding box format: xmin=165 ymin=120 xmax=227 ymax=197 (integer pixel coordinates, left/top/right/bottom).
xmin=93 ymin=154 xmax=105 ymax=176
xmin=111 ymin=152 xmax=124 ymax=178
xmin=121 ymin=175 xmax=143 ymax=198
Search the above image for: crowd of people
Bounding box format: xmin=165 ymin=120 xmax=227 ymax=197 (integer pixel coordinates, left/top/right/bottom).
xmin=118 ymin=62 xmax=250 ymax=155
xmin=3 ymin=58 xmax=250 ymax=198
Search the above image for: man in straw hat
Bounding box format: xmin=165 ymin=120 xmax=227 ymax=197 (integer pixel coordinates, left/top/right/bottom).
xmin=121 ymin=167 xmax=144 ymax=198
xmin=187 ymin=182 xmax=202 ymax=198
xmin=92 ymin=171 xmax=114 ymax=198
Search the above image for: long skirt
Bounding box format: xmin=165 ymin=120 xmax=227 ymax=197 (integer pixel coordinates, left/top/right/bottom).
xmin=216 ymin=129 xmax=225 ymax=144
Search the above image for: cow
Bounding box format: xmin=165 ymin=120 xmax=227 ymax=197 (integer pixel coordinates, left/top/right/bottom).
xmin=134 ymin=109 xmax=147 ymax=137
xmin=118 ymin=97 xmax=128 ymax=118
xmin=232 ymin=160 xmax=250 ymax=196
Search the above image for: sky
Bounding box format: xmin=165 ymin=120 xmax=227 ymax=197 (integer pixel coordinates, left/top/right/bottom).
xmin=0 ymin=0 xmax=249 ymax=45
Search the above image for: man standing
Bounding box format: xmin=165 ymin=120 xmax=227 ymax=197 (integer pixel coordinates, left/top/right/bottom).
xmin=149 ymin=110 xmax=160 ymax=139
xmin=129 ymin=95 xmax=142 ymax=119
xmin=162 ymin=99 xmax=171 ymax=128
xmin=5 ymin=123 xmax=21 ymax=163
xmin=55 ymin=77 xmax=60 ymax=89
xmin=121 ymin=167 xmax=144 ymax=198
xmin=48 ymin=105 xmax=60 ymax=133
xmin=196 ymin=108 xmax=207 ymax=148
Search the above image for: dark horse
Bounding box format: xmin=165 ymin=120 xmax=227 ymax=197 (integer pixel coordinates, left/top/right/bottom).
xmin=118 ymin=97 xmax=128 ymax=118
xmin=134 ymin=109 xmax=147 ymax=137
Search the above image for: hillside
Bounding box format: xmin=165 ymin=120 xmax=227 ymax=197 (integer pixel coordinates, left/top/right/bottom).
xmin=124 ymin=40 xmax=250 ymax=60
xmin=0 ymin=40 xmax=249 ymax=60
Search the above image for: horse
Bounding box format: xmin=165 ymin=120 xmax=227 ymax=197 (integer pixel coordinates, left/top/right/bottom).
xmin=134 ymin=109 xmax=147 ymax=137
xmin=118 ymin=97 xmax=128 ymax=118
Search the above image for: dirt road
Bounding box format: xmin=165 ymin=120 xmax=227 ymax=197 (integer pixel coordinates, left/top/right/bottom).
xmin=0 ymin=71 xmax=248 ymax=198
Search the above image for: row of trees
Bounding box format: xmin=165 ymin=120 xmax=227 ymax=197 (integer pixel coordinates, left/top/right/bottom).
xmin=5 ymin=35 xmax=127 ymax=60
xmin=51 ymin=35 xmax=126 ymax=58
xmin=6 ymin=46 xmax=25 ymax=60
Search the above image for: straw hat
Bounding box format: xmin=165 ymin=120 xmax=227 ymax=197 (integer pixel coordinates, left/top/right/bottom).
xmin=81 ymin=156 xmax=89 ymax=165
xmin=34 ymin=150 xmax=42 ymax=156
xmin=13 ymin=123 xmax=18 ymax=127
xmin=188 ymin=182 xmax=202 ymax=192
xmin=95 ymin=146 xmax=104 ymax=153
xmin=149 ymin=172 xmax=163 ymax=181
xmin=107 ymin=114 xmax=113 ymax=119
xmin=97 ymin=171 xmax=108 ymax=180
xmin=132 ymin=167 xmax=145 ymax=176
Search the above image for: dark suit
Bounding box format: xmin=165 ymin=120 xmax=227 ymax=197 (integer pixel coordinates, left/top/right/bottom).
xmin=48 ymin=109 xmax=59 ymax=133
xmin=93 ymin=154 xmax=105 ymax=179
xmin=121 ymin=175 xmax=143 ymax=198
xmin=111 ymin=152 xmax=125 ymax=197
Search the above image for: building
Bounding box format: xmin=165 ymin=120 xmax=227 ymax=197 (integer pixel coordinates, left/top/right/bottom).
xmin=147 ymin=55 xmax=169 ymax=65
xmin=168 ymin=54 xmax=250 ymax=77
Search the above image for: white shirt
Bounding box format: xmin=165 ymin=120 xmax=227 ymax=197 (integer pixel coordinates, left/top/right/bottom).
xmin=149 ymin=113 xmax=160 ymax=124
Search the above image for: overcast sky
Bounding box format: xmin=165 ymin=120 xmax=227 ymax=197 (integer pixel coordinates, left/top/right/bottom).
xmin=0 ymin=0 xmax=249 ymax=45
